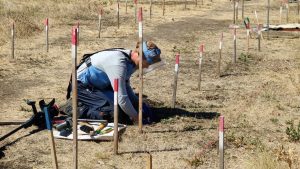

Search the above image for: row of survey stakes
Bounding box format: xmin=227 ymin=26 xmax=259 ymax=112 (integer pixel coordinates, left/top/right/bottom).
xmin=8 ymin=0 xmax=299 ymax=59
xmin=37 ymin=6 xmax=226 ymax=169
xmin=43 ymin=6 xmax=230 ymax=169
xmin=6 ymin=1 xmax=299 ymax=169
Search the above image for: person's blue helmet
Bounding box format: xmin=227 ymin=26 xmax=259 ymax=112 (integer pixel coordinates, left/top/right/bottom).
xmin=142 ymin=41 xmax=161 ymax=64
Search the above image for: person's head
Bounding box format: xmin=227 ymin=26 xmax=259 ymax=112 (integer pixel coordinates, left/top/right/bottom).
xmin=131 ymin=41 xmax=161 ymax=68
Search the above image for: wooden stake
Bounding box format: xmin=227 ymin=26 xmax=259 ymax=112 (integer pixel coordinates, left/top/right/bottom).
xmin=134 ymin=0 xmax=137 ymax=23
xmin=71 ymin=27 xmax=78 ymax=169
xmin=202 ymin=0 xmax=204 ymax=6
xmin=267 ymin=0 xmax=270 ymax=40
xmin=76 ymin=22 xmax=79 ymax=46
xmin=280 ymin=6 xmax=282 ymax=24
xmin=117 ymin=1 xmax=120 ymax=29
xmin=233 ymin=0 xmax=236 ymax=24
xmin=150 ymin=0 xmax=152 ymax=19
xmin=242 ymin=0 xmax=244 ymax=19
xmin=198 ymin=44 xmax=204 ymax=90
xmin=298 ymin=0 xmax=300 ymax=23
xmin=147 ymin=153 xmax=152 ymax=169
xmin=286 ymin=3 xmax=289 ymax=23
xmin=297 ymin=0 xmax=300 ymax=23
xmin=44 ymin=107 xmax=58 ymax=169
xmin=0 ymin=120 xmax=25 ymax=125
xmin=11 ymin=22 xmax=15 ymax=60
xmin=185 ymin=0 xmax=187 ymax=10
xmin=233 ymin=28 xmax=237 ymax=63
xmin=138 ymin=7 xmax=143 ymax=133
xmin=126 ymin=0 xmax=128 ymax=14
xmin=218 ymin=33 xmax=223 ymax=77
xmin=113 ymin=79 xmax=119 ymax=155
xmin=45 ymin=18 xmax=49 ymax=52
xmin=172 ymin=53 xmax=180 ymax=108
xmin=195 ymin=0 xmax=198 ymax=7
xmin=235 ymin=1 xmax=239 ymax=22
xmin=219 ymin=116 xmax=224 ymax=169
xmin=98 ymin=8 xmax=103 ymax=38
xmin=247 ymin=28 xmax=250 ymax=52
xmin=163 ymin=0 xmax=165 ymax=16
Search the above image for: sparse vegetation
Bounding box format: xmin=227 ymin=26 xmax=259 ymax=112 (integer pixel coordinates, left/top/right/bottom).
xmin=245 ymin=151 xmax=288 ymax=169
xmin=239 ymin=53 xmax=251 ymax=63
xmin=286 ymin=120 xmax=300 ymax=142
xmin=0 ymin=0 xmax=299 ymax=168
xmin=270 ymin=118 xmax=279 ymax=125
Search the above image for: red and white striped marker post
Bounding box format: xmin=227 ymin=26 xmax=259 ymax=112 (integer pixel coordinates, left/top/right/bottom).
xmin=233 ymin=28 xmax=237 ymax=63
xmin=257 ymin=24 xmax=262 ymax=52
xmin=198 ymin=44 xmax=204 ymax=90
xmin=138 ymin=7 xmax=143 ymax=133
xmin=117 ymin=0 xmax=120 ymax=29
xmin=76 ymin=22 xmax=79 ymax=46
xmin=285 ymin=1 xmax=289 ymax=23
xmin=11 ymin=21 xmax=15 ymax=59
xmin=254 ymin=10 xmax=263 ymax=40
xmin=45 ymin=18 xmax=49 ymax=52
xmin=219 ymin=116 xmax=224 ymax=169
xmin=172 ymin=53 xmax=180 ymax=108
xmin=71 ymin=27 xmax=78 ymax=169
xmin=43 ymin=107 xmax=58 ymax=169
xmin=218 ymin=33 xmax=223 ymax=77
xmin=98 ymin=7 xmax=103 ymax=38
xmin=134 ymin=0 xmax=138 ymax=23
xmin=246 ymin=22 xmax=250 ymax=52
xmin=163 ymin=0 xmax=165 ymax=16
xmin=113 ymin=79 xmax=119 ymax=155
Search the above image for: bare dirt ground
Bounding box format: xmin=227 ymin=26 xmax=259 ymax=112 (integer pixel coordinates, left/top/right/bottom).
xmin=0 ymin=0 xmax=300 ymax=168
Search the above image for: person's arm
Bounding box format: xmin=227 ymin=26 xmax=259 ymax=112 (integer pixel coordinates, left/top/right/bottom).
xmin=126 ymin=80 xmax=139 ymax=108
xmin=104 ymin=64 xmax=138 ymax=120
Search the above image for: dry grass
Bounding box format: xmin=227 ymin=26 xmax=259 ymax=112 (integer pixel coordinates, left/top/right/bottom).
xmin=0 ymin=0 xmax=300 ymax=168
xmin=245 ymin=151 xmax=288 ymax=169
xmin=0 ymin=0 xmax=113 ymax=46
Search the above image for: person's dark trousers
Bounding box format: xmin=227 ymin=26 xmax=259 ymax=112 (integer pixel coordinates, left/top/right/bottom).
xmin=77 ymin=82 xmax=133 ymax=124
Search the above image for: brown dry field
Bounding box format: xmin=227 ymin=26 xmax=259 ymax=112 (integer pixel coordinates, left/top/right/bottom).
xmin=0 ymin=0 xmax=300 ymax=168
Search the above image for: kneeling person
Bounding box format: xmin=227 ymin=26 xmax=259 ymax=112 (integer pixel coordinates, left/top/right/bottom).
xmin=66 ymin=41 xmax=162 ymax=124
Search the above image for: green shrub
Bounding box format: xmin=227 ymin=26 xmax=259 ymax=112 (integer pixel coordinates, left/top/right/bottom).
xmin=285 ymin=120 xmax=300 ymax=142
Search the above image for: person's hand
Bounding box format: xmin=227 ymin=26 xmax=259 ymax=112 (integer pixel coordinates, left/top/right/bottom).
xmin=143 ymin=102 xmax=154 ymax=123
xmin=131 ymin=116 xmax=139 ymax=125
